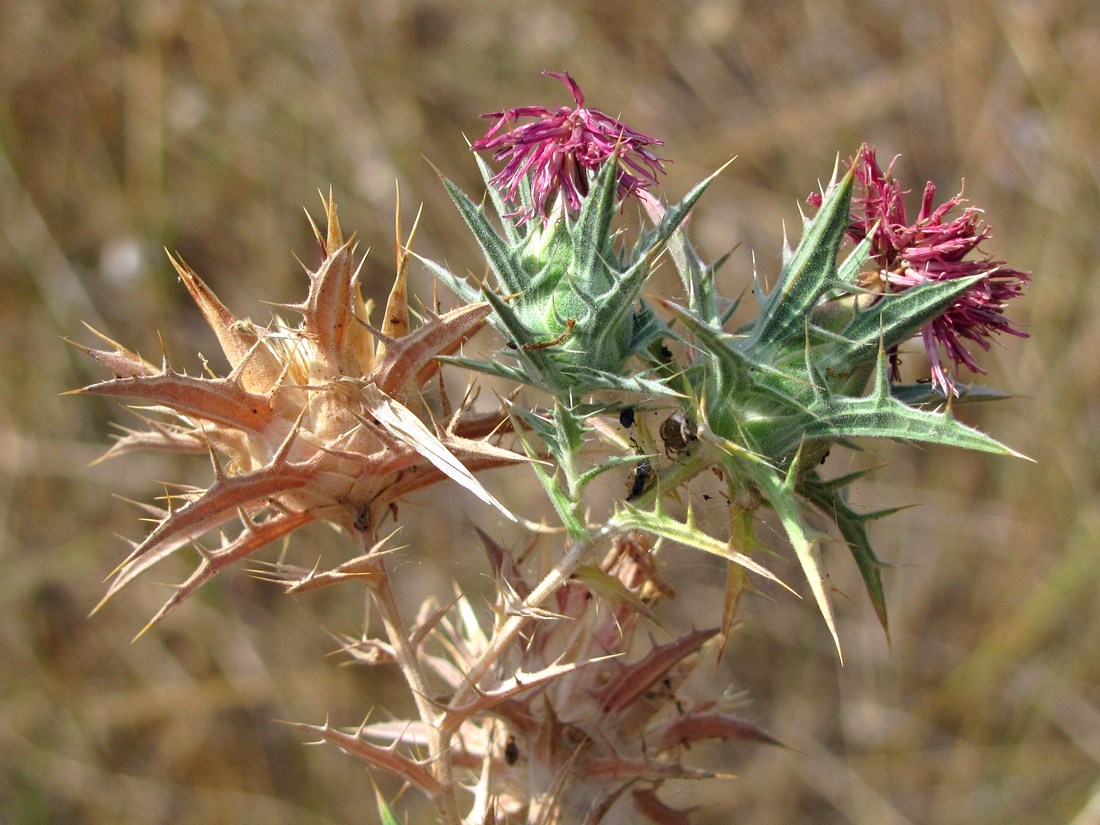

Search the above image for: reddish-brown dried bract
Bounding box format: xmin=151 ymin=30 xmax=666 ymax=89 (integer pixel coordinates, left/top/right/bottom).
xmin=76 ymin=195 xmax=522 ymax=635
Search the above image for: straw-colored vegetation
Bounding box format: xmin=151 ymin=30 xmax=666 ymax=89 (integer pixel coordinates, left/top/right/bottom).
xmin=2 ymin=1 xmax=1096 ymax=822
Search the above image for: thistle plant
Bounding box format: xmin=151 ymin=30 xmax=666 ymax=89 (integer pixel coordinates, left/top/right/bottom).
xmin=73 ymin=71 xmax=1029 ymax=823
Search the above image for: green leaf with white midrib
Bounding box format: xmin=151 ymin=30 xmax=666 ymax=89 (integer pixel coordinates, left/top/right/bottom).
xmin=825 ymin=276 xmax=982 ymax=371
xmin=474 ymin=153 xmax=523 ymax=246
xmin=570 ymin=159 xmax=619 ymax=294
xmin=750 ymin=168 xmax=854 ymax=353
xmin=777 ymin=352 xmax=1021 ymax=457
xmin=574 ymin=453 xmax=649 ymax=489
xmin=615 ymin=500 xmax=793 ymax=592
xmin=478 ymin=286 xmax=563 ymax=390
xmin=835 ymin=234 xmax=872 ymax=287
xmin=799 ymin=469 xmax=896 ymax=640
xmin=414 ymin=254 xmax=481 ymax=305
xmin=587 ymin=255 xmax=652 ymax=365
xmin=443 ymin=177 xmax=527 ymax=295
xmin=560 ymin=365 xmax=682 ymax=397
xmin=635 ymin=168 xmax=723 ymax=323
xmin=525 ymin=445 xmax=588 ymax=540
xmin=890 ymin=382 xmax=1012 ymax=406
xmin=435 ymin=355 xmax=531 ymax=385
xmin=742 ymin=452 xmax=842 ymax=659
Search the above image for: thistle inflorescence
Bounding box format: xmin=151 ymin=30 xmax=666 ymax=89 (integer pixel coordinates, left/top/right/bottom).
xmin=471 ymin=70 xmax=666 ymax=223
xmin=74 ymin=72 xmax=1028 ymax=823
xmin=823 ymin=145 xmax=1030 ymax=394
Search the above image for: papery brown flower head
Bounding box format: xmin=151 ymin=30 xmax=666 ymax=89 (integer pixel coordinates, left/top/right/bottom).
xmin=74 ymin=196 xmax=521 ymax=634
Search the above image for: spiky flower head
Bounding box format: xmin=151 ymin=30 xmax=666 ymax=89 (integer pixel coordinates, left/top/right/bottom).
xmin=74 ymin=196 xmax=522 ymax=634
xmin=661 ymin=162 xmax=1026 ymax=654
xmin=841 ymin=145 xmax=1030 ymax=394
xmin=330 ymin=530 xmax=778 ymax=824
xmin=426 ymin=150 xmax=718 ymax=398
xmin=471 ymin=70 xmax=666 ymax=223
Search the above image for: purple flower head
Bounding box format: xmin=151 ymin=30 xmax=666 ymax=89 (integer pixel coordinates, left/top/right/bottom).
xmin=847 ymin=146 xmax=1029 ymax=395
xmin=471 ymin=71 xmax=667 ymax=223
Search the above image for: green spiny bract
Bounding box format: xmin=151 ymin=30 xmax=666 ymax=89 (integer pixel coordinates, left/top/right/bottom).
xmin=660 ymin=163 xmax=1023 ymax=650
xmin=423 ymin=147 xmax=1023 ymax=654
xmin=421 ymin=156 xmax=717 ymax=398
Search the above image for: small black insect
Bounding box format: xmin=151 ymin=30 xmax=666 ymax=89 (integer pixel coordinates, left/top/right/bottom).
xmin=619 ymin=406 xmax=636 ymax=428
xmin=627 ymin=456 xmax=654 ymax=501
xmin=504 ymin=735 xmax=520 ymax=766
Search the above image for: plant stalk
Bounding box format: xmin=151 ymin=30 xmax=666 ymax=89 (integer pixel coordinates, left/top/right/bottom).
xmin=360 ymin=531 xmax=463 ymax=825
xmin=446 ymin=444 xmax=713 ymax=718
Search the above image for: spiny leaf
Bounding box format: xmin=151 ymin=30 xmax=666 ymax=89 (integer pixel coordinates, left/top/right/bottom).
xmin=636 ymin=161 xmax=730 ymax=325
xmin=588 ymin=256 xmax=659 ymax=363
xmin=891 ymin=381 xmax=1014 ymax=407
xmin=553 ymin=401 xmax=587 ymax=456
xmin=69 ymin=323 xmax=159 ymax=378
xmin=594 ymin=628 xmax=718 ymax=712
xmin=799 ymin=470 xmax=892 ymax=641
xmin=411 ymin=252 xmax=482 ymax=305
xmin=479 ymin=285 xmax=562 ymax=388
xmin=615 ymin=501 xmax=793 ymax=593
xmin=514 ymin=423 xmax=587 ymax=539
xmin=574 ymin=564 xmax=659 ymax=624
xmin=442 ymin=177 xmax=527 ymax=294
xmin=648 ymin=710 xmax=784 ymax=752
xmin=103 ymin=449 xmax=321 ymax=598
xmin=374 ymin=787 xmax=401 ymax=825
xmin=444 ymin=655 xmax=614 ymax=731
xmin=362 ymin=384 xmax=517 ymax=521
xmin=170 ymin=254 xmax=282 ymax=393
xmin=474 ymin=152 xmax=523 ymax=246
xmin=659 ymin=299 xmax=755 ymax=401
xmin=435 ymin=355 xmax=533 ymax=386
xmin=371 ymin=301 xmax=493 ymax=397
xmin=562 ymin=365 xmax=683 ymax=398
xmin=795 ymin=350 xmax=1027 ymax=458
xmin=825 ymin=275 xmax=983 ymax=370
xmin=629 ymin=302 xmax=674 ymax=356
xmin=743 ymin=451 xmax=842 ymax=660
xmin=718 ymin=500 xmax=768 ymax=659
xmin=283 ymin=720 xmax=441 ymax=795
xmin=570 ymin=158 xmax=619 ymax=292
xmin=291 ymin=234 xmax=361 ymax=376
xmin=751 ymin=165 xmax=855 ymax=351
xmin=130 ymin=510 xmax=314 ymax=639
xmin=574 ymin=453 xmax=649 ymax=489
xmin=79 ymin=370 xmax=274 ymax=433
xmin=835 ymin=233 xmax=872 ymax=287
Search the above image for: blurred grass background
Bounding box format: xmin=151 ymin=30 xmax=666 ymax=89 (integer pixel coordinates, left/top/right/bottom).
xmin=2 ymin=0 xmax=1098 ymax=822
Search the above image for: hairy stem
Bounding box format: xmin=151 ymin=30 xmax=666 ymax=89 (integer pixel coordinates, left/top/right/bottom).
xmin=360 ymin=531 xmax=462 ymax=825
xmin=445 ymin=444 xmax=714 ymax=724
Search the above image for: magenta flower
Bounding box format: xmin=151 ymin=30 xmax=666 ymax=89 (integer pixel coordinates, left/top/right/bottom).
xmin=846 ymin=146 xmax=1029 ymax=395
xmin=471 ymin=71 xmax=666 ymax=223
